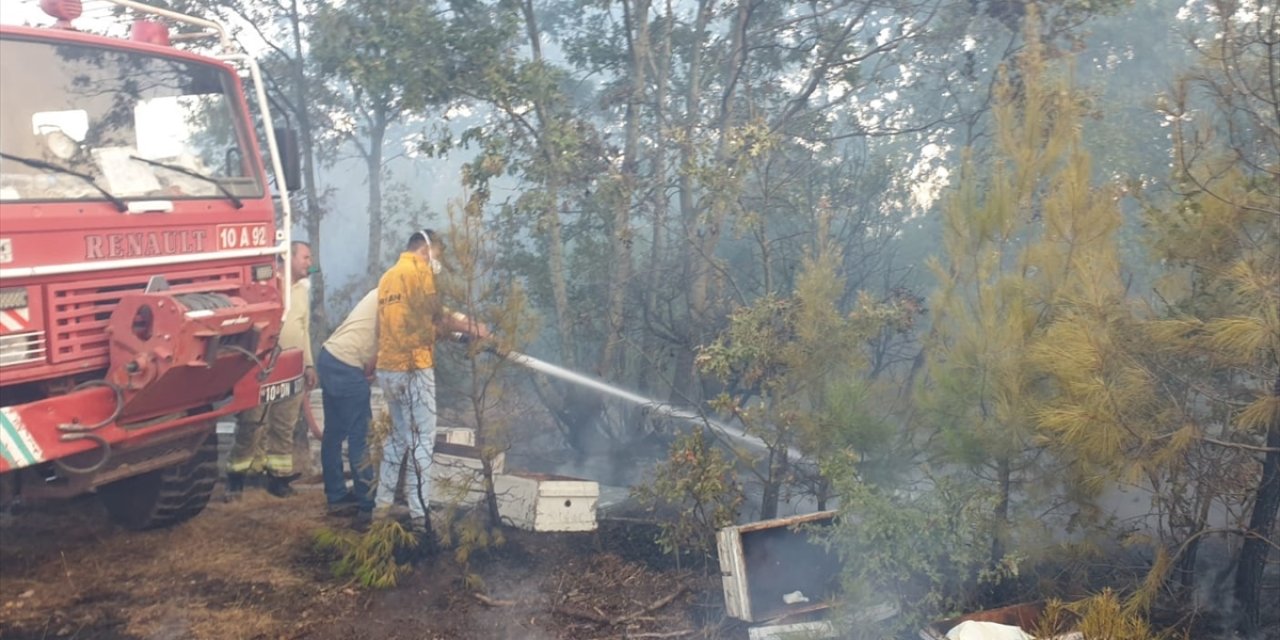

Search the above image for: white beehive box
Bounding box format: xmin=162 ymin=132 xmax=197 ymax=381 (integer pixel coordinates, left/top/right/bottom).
xmin=436 ymin=428 xmax=476 ymax=447
xmin=494 ymin=472 xmax=599 ymax=532
xmin=430 ymin=441 xmax=504 ymax=507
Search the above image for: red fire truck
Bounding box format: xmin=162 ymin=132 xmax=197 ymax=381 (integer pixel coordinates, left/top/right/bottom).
xmin=0 ymin=0 xmax=305 ymax=529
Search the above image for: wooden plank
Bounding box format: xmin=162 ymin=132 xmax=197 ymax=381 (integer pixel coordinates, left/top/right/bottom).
xmin=735 ymin=510 xmax=836 ymax=534
xmin=717 ymin=525 xmax=752 ymax=620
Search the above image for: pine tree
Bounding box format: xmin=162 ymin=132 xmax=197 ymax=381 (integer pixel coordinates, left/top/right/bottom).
xmin=923 ymin=7 xmax=1127 ymax=592
xmin=1029 ymin=2 xmax=1278 ymax=627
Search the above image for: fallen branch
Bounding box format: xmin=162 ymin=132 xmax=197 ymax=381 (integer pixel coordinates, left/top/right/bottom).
xmin=553 ymin=604 xmax=613 ymax=625
xmin=590 ymin=631 xmax=695 ymax=640
xmin=555 ymin=585 xmax=689 ymax=627
xmin=614 ymin=587 xmax=688 ymax=625
xmin=473 ymin=593 xmax=518 ymax=607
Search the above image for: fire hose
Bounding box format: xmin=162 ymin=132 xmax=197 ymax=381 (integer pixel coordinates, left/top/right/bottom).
xmin=489 ymin=346 xmax=805 ymax=463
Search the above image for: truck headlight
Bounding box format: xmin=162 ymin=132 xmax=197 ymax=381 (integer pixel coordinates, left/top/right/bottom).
xmin=252 ymin=264 xmax=274 ymax=282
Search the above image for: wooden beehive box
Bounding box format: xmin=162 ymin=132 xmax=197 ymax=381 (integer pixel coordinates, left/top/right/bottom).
xmin=430 ymin=441 xmax=504 ymax=506
xmin=717 ymin=511 xmax=840 ymax=623
xmin=494 ymin=472 xmax=599 ymax=532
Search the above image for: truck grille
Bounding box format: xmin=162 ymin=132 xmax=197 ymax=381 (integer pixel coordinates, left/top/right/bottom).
xmin=47 ymin=266 xmax=244 ymax=364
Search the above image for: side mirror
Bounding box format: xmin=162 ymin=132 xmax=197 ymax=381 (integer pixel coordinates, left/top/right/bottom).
xmin=273 ymin=127 xmax=302 ymax=192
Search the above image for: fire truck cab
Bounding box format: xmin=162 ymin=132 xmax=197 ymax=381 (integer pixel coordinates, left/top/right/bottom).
xmin=0 ymin=0 xmax=305 ymax=529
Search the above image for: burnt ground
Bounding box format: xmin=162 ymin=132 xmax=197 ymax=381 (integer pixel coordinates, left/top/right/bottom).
xmin=0 ymin=489 xmax=743 ymax=640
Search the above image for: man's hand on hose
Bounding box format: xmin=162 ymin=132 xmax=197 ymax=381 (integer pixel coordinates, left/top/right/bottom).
xmin=304 ymin=365 xmax=318 ymax=389
xmin=446 ymin=310 xmax=492 ymax=342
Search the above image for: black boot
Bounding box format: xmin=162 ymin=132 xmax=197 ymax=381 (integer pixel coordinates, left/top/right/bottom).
xmin=266 ymin=473 xmax=300 ymax=498
xmin=224 ymin=472 xmax=245 ymax=502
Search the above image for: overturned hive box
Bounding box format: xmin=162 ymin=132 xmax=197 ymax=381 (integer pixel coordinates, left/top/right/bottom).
xmin=494 ymin=472 xmax=599 ymax=532
xmin=717 ymin=511 xmax=840 ymax=623
xmin=430 ymin=441 xmax=505 ymax=507
xmin=919 ymin=602 xmax=1082 ymax=640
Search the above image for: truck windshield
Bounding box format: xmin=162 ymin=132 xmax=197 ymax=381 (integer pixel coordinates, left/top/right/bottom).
xmin=0 ymin=36 xmax=263 ymax=205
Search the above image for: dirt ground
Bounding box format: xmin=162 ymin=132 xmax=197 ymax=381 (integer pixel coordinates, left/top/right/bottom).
xmin=0 ymin=488 xmax=742 ymax=640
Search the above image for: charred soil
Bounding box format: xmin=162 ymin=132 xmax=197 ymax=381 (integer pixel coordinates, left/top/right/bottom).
xmin=0 ymin=490 xmax=737 ymax=640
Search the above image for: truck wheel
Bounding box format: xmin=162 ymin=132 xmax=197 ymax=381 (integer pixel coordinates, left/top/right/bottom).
xmin=98 ymin=430 xmax=219 ymax=530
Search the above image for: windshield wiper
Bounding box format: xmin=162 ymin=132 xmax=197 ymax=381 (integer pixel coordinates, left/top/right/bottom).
xmin=128 ymin=155 xmax=244 ymax=210
xmin=0 ymin=151 xmax=127 ymax=212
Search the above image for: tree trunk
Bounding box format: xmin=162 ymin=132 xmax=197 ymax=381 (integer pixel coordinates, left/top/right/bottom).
xmin=1176 ymin=494 xmax=1214 ymax=592
xmin=521 ymin=0 xmax=576 ymax=369
xmin=760 ymin=451 xmax=784 ymax=520
xmin=637 ymin=2 xmax=672 ymax=396
xmin=599 ymin=0 xmax=649 ymax=381
xmin=687 ymin=0 xmax=749 ymax=325
xmin=289 ymin=0 xmax=326 ymax=335
xmin=476 ymin=412 xmax=502 ymax=527
xmin=670 ymin=0 xmax=714 ymax=406
xmin=991 ymin=456 xmax=1011 ymax=568
xmin=364 ymin=113 xmax=387 ymax=278
xmin=1233 ymin=376 xmax=1280 ymax=634
xmin=1176 ymin=530 xmax=1201 ymax=592
xmin=682 ymin=0 xmax=750 ymax=403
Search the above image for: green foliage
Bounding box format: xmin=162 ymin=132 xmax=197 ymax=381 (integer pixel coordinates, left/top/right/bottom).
xmin=826 ymin=474 xmax=1019 ymax=635
xmin=698 ymin=215 xmax=919 ymax=515
xmin=313 ymin=521 xmax=418 ymax=589
xmin=310 ymin=0 xmax=514 ymax=115
xmin=631 ymin=429 xmax=744 ymax=566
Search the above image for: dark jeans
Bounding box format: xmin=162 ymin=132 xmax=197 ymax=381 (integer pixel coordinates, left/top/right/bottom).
xmin=318 ymin=347 xmax=374 ymax=510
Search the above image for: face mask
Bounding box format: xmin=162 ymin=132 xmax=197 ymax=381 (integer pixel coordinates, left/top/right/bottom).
xmin=430 ymin=258 xmax=443 ymax=275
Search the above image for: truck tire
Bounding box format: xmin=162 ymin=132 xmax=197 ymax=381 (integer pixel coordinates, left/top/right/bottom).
xmin=98 ymin=430 xmax=219 ymax=530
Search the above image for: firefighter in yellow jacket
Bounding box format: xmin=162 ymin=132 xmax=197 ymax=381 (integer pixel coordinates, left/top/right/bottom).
xmin=226 ymin=241 xmax=317 ymax=498
xmin=372 ymin=229 xmax=488 ymax=532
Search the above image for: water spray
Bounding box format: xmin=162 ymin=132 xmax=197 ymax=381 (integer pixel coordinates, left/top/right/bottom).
xmin=493 ymin=347 xmax=804 ymax=463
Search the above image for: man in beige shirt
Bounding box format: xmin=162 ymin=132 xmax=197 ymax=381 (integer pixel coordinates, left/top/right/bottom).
xmin=317 ymin=288 xmax=378 ymax=519
xmin=226 ymin=241 xmax=316 ymax=499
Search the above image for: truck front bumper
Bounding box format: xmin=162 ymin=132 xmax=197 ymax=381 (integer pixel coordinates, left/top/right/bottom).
xmin=0 ymin=348 xmax=304 ymax=496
